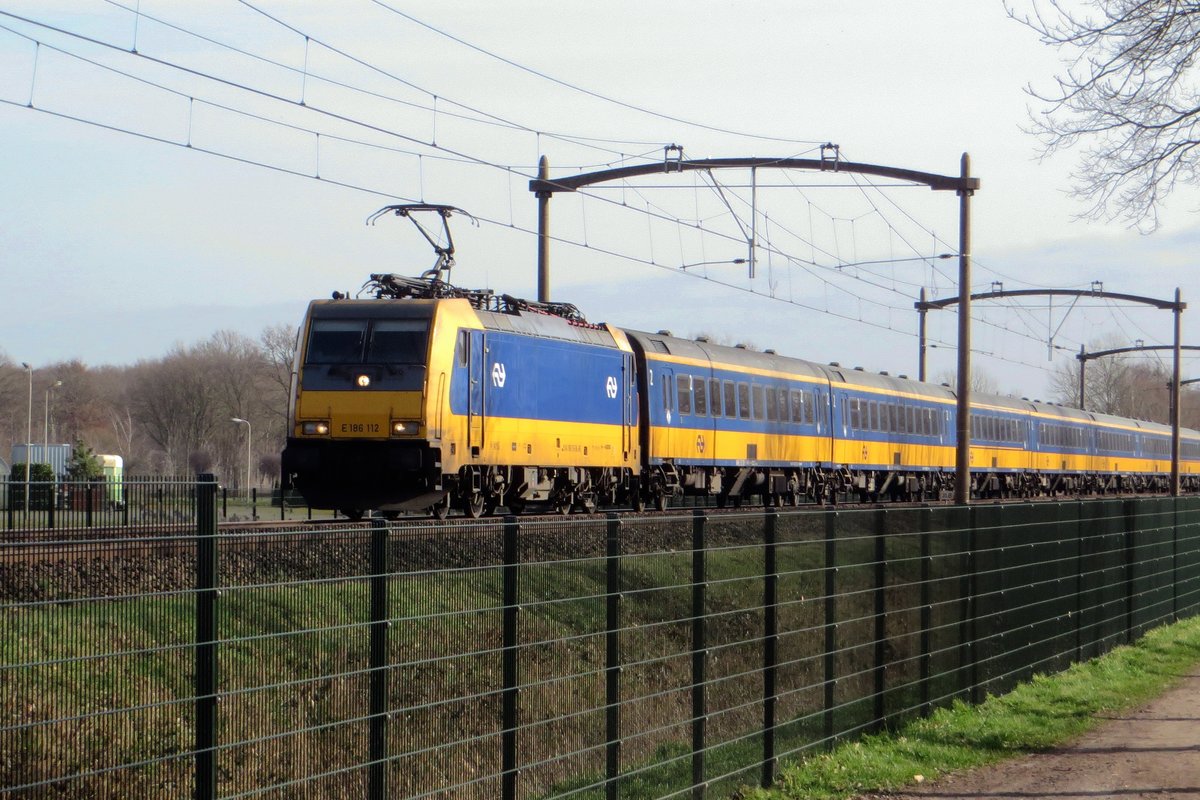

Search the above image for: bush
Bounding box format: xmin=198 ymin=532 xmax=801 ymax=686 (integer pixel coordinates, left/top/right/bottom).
xmin=8 ymin=463 xmax=56 ymax=510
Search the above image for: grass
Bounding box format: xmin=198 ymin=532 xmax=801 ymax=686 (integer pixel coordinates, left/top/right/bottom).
xmin=8 ymin=515 xmax=1199 ymax=800
xmin=741 ymin=613 xmax=1200 ymax=800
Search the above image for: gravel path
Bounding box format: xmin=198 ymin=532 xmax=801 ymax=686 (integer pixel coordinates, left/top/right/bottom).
xmin=862 ymin=671 xmax=1200 ymax=799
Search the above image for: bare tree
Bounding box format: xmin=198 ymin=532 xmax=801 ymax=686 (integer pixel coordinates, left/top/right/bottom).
xmin=1049 ymin=336 xmax=1175 ymax=421
xmin=260 ymin=323 xmax=298 ymax=433
xmin=1012 ymin=1 xmax=1200 ymax=231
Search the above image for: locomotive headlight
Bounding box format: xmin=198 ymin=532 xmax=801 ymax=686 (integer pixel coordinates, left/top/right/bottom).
xmin=355 ymin=374 xmax=371 ymax=388
xmin=391 ymin=420 xmax=419 ymax=436
xmin=302 ymin=421 xmax=330 ymax=435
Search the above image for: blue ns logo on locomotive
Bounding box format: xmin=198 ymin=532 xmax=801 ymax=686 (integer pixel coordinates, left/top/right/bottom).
xmin=449 ymin=330 xmax=629 ymax=425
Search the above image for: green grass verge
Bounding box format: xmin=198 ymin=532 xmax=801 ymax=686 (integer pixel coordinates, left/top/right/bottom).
xmin=742 ymin=614 xmax=1200 ymax=800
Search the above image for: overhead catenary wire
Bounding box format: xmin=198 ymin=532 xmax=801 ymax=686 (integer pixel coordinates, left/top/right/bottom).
xmin=0 ymin=6 xmax=1147 ymax=381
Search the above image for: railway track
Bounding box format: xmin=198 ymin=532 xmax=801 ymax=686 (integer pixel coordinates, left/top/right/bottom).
xmin=1 ymin=489 xmax=1187 ymax=571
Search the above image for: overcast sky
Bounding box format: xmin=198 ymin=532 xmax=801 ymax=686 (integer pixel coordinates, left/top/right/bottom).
xmin=1 ymin=0 xmax=1197 ymax=399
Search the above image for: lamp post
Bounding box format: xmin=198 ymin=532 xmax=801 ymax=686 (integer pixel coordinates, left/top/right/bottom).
xmin=21 ymin=362 xmax=32 ymax=516
xmin=231 ymin=417 xmax=252 ymax=501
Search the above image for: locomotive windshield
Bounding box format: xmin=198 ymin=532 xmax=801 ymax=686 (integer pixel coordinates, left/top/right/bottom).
xmin=307 ymin=319 xmax=429 ymax=365
xmin=367 ymin=320 xmax=428 ymax=363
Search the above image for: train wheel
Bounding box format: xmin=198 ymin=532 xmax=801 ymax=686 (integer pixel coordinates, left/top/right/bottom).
xmin=654 ymin=493 xmax=668 ymax=512
xmin=463 ymin=492 xmax=486 ymax=519
xmin=631 ymin=493 xmax=646 ymax=513
xmin=575 ymin=495 xmax=598 ymax=514
xmin=506 ymin=496 xmax=526 ymax=515
xmin=555 ymin=495 xmax=574 ymax=515
xmin=340 ymin=509 xmax=364 ymax=521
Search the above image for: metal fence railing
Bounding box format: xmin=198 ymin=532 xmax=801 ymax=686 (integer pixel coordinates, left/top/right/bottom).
xmin=1 ymin=476 xmax=198 ymax=533
xmin=3 ymin=479 xmax=1198 ymax=799
xmin=0 ymin=477 xmax=335 ymax=532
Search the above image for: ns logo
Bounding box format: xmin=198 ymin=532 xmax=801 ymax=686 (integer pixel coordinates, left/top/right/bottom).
xmin=491 ymin=362 xmax=507 ymax=388
xmin=605 ymin=376 xmax=618 ymax=399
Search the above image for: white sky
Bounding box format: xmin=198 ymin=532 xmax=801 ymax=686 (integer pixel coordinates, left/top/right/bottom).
xmin=1 ymin=0 xmax=1198 ymax=399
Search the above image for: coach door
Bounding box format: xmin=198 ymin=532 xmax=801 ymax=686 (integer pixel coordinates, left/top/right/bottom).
xmin=658 ymin=366 xmax=675 ymax=457
xmin=622 ymin=354 xmax=635 ymax=460
xmin=468 ymin=331 xmax=485 ymax=456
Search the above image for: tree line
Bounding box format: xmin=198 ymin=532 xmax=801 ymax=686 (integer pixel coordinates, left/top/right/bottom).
xmin=0 ymin=324 xmax=296 ymax=489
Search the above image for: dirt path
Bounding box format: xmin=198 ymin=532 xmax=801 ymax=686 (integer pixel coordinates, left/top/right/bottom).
xmin=863 ymin=671 xmax=1200 ymax=800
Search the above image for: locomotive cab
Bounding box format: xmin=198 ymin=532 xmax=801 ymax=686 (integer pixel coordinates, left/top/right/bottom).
xmin=282 ymin=299 xmax=444 ymax=515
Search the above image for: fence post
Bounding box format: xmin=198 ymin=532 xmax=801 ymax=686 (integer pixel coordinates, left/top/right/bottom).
xmin=1125 ymin=499 xmax=1137 ymax=642
xmin=956 ymin=506 xmax=975 ymax=704
xmin=1174 ymin=497 xmax=1180 ymax=623
xmin=691 ymin=508 xmax=707 ymax=799
xmin=251 ymin=487 xmax=258 ymax=520
xmin=605 ymin=513 xmax=622 ymax=800
xmin=873 ymin=509 xmax=887 ymax=731
xmin=85 ymin=482 xmax=93 ymax=528
xmin=968 ymin=506 xmax=980 ymax=705
xmin=1074 ymin=502 xmax=1084 ymax=664
xmin=919 ymin=507 xmax=931 ymax=717
xmin=502 ymin=516 xmax=520 ymax=800
xmin=762 ymin=508 xmax=778 ymax=789
xmin=194 ymin=474 xmax=218 ymax=800
xmin=368 ymin=518 xmax=389 ymax=800
xmin=823 ymin=510 xmax=837 ymax=747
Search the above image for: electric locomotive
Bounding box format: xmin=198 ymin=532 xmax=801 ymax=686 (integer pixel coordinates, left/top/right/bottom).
xmin=282 ymin=273 xmax=641 ymax=518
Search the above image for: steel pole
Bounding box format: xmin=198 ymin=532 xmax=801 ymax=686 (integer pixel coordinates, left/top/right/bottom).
xmin=231 ymin=418 xmax=252 ymax=500
xmin=1078 ymin=345 xmax=1086 ymax=410
xmin=918 ymin=287 xmax=927 ymax=383
xmin=23 ymin=363 xmax=31 ymax=516
xmin=536 ymin=155 xmax=551 ymax=303
xmin=1172 ymin=288 xmax=1182 ymax=496
xmin=954 ymin=154 xmax=973 ymax=505
xmin=246 ymin=422 xmax=252 ymax=501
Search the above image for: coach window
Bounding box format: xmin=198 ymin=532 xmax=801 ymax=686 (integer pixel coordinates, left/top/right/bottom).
xmin=790 ymin=390 xmax=803 ymax=423
xmin=694 ymin=377 xmax=708 ymax=416
xmin=709 ymin=379 xmax=721 ymax=416
xmin=738 ymin=383 xmax=751 ymax=419
xmin=765 ymin=386 xmax=778 ymax=421
xmin=724 ymin=381 xmax=737 ymax=419
xmin=677 ymin=375 xmax=692 ymax=415
xmin=752 ymin=385 xmax=766 ymax=421
xmin=662 ymin=379 xmax=671 ymax=415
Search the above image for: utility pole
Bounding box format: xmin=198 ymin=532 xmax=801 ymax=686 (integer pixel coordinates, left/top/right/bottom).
xmin=954 ymin=153 xmax=973 ymax=506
